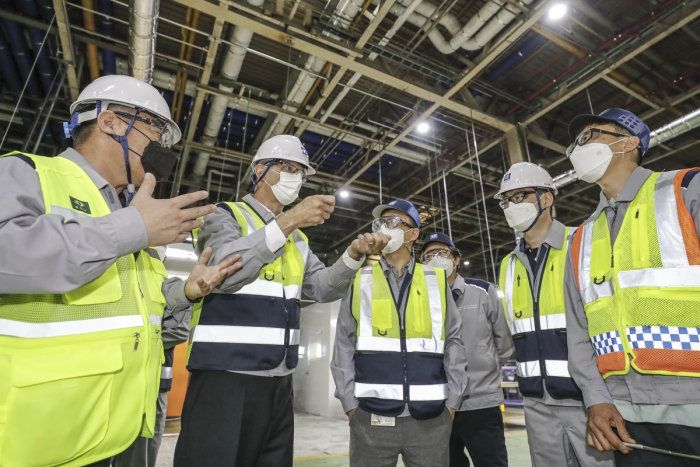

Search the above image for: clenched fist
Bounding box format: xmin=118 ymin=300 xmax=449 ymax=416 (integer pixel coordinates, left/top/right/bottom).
xmin=277 ymin=195 xmax=336 ymax=235
xmin=348 ymin=232 xmax=390 ymax=260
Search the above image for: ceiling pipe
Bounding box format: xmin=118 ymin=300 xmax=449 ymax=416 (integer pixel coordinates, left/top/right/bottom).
xmin=96 ymin=0 xmax=117 ymax=75
xmin=554 ymin=107 xmax=700 ymax=189
xmin=129 ymin=0 xmax=159 ymax=83
xmin=81 ymin=0 xmax=100 ymax=81
xmin=16 ymin=0 xmax=55 ymax=94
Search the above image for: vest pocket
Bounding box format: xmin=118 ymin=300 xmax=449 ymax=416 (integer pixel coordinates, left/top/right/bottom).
xmin=62 ymin=263 xmax=122 ymax=305
xmin=2 ymin=343 xmax=124 ymax=467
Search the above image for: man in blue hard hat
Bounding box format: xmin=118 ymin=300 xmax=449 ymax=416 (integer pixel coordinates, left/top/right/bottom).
xmin=420 ymin=232 xmax=513 ymax=467
xmin=331 ymin=200 xmax=469 ymax=467
xmin=565 ymin=108 xmax=700 ymax=466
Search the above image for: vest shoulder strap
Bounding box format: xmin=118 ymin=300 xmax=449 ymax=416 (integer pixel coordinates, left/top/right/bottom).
xmin=570 ymin=222 xmax=586 ymax=291
xmin=673 ymin=168 xmax=700 ymax=265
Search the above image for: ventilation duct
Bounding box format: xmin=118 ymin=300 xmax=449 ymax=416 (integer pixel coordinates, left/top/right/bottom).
xmin=129 ymin=0 xmax=159 ymax=82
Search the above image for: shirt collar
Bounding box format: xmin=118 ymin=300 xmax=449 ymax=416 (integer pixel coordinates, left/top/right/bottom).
xmin=59 ymin=148 xmax=111 ymax=190
xmin=450 ymin=274 xmax=466 ymax=295
xmin=380 ymin=256 xmax=415 ymax=279
xmin=242 ymin=193 xmax=277 ymax=223
xmin=516 ymin=219 xmax=566 ymax=253
xmin=592 ymin=166 xmax=653 ymax=219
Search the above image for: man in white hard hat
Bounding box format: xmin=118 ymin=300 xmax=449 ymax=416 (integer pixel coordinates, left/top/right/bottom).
xmin=174 ymin=134 xmax=390 ymax=467
xmin=496 ymin=162 xmax=614 ymax=467
xmin=420 ymin=232 xmax=514 ymax=467
xmin=0 ymin=75 xmax=242 ymax=467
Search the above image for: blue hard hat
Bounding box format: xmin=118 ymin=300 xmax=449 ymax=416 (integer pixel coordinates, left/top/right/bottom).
xmin=422 ymin=232 xmax=455 ymax=252
xmin=568 ymin=108 xmax=650 ymax=155
xmin=372 ymin=199 xmax=421 ymax=229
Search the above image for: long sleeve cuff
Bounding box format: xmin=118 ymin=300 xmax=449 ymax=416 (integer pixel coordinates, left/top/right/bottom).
xmin=108 ymin=206 xmax=149 ymax=256
xmin=264 ymin=221 xmax=287 ymax=253
xmin=342 ymin=249 xmax=365 ymax=270
xmin=582 ymin=388 xmax=615 ymax=408
xmin=446 ymin=392 xmax=463 ymax=410
xmin=339 ymin=394 xmax=359 ymax=413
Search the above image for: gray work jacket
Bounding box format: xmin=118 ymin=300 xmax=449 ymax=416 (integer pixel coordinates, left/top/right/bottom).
xmin=508 ymin=219 xmax=583 ymax=407
xmin=452 ymin=275 xmax=514 ymax=411
xmin=0 ymin=148 xmax=192 ymax=323
xmin=565 ymin=166 xmax=700 ymax=407
xmin=331 ymin=257 xmax=469 ymax=414
xmin=194 ymin=193 xmax=361 ymax=377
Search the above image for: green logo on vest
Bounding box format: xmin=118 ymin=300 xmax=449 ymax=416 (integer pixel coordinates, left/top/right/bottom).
xmin=70 ymin=196 xmax=91 ymax=214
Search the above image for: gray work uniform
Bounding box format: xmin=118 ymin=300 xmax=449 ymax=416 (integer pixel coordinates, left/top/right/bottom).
xmin=565 ymin=167 xmax=700 ymax=423
xmin=192 ymin=193 xmax=364 ymax=376
xmin=452 ymin=276 xmax=514 ymax=411
xmin=508 ymin=220 xmax=614 ymax=467
xmin=331 ymin=257 xmax=469 ymax=467
xmin=0 ymin=149 xmax=193 ymax=463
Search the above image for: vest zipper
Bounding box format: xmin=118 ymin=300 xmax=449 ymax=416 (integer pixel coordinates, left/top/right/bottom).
xmin=531 ymin=245 xmax=549 ymax=387
xmin=133 ymin=332 xmax=140 ymax=351
xmin=609 ymin=206 xmax=619 ymax=268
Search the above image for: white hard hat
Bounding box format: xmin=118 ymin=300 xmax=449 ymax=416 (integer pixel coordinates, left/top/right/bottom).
xmin=67 ymin=75 xmax=181 ymax=145
xmin=252 ymin=135 xmax=316 ymax=175
xmin=494 ymin=162 xmax=557 ymax=199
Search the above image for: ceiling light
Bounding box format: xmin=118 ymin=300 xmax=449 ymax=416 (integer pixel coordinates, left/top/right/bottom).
xmin=463 ymin=261 xmax=470 ymax=266
xmin=340 ymin=190 xmax=350 ymax=198
xmin=548 ymin=3 xmax=567 ymax=20
xmin=416 ymin=122 xmax=430 ymax=134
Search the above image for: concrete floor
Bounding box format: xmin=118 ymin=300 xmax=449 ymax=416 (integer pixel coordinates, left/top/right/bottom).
xmin=156 ymin=411 xmax=531 ymax=467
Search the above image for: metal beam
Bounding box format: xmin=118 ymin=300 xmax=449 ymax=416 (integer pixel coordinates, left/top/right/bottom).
xmin=523 ymin=5 xmax=700 ymax=125
xmin=171 ymin=12 xmax=226 ymax=196
xmin=526 ymin=132 xmax=567 ymax=154
xmin=601 ymin=74 xmax=660 ymax=110
xmin=332 ymin=0 xmax=552 ymax=193
xmin=294 ymin=0 xmax=398 ymax=136
xmin=52 ymin=0 xmax=80 ymax=99
xmin=171 ymin=0 xmax=513 ymax=132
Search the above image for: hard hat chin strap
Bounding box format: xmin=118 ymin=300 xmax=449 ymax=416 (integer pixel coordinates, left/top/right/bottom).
xmin=522 ymin=191 xmax=547 ymax=233
xmin=250 ymin=160 xmax=275 ymax=189
xmin=110 ymin=109 xmax=139 ymax=205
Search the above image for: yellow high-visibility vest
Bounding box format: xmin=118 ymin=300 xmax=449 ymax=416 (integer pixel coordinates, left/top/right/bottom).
xmin=572 ymin=169 xmax=700 ymax=379
xmin=0 ymin=152 xmax=167 ymax=467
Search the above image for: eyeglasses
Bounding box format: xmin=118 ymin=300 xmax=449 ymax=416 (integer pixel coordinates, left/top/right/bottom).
xmin=372 ymin=215 xmax=415 ymax=232
xmin=270 ymin=159 xmax=308 ymax=182
xmin=421 ymin=248 xmax=453 ymax=262
xmin=499 ymin=190 xmax=537 ymax=209
xmin=114 ymin=111 xmax=173 ymax=148
xmin=566 ymin=128 xmax=629 ymax=157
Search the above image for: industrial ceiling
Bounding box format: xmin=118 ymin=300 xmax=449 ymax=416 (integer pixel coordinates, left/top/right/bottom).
xmin=1 ymin=0 xmax=699 ymax=282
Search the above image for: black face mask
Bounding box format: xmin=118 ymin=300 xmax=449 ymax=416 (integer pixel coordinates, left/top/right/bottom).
xmin=140 ymin=140 xmax=177 ymax=181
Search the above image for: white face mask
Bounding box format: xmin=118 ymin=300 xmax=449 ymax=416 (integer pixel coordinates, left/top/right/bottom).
xmin=379 ymin=225 xmax=413 ymax=254
xmin=426 ymin=256 xmax=454 ymax=278
xmin=504 ymin=202 xmax=539 ymax=232
xmin=267 ymin=171 xmax=303 ymax=205
xmin=568 ymin=139 xmax=626 ymax=184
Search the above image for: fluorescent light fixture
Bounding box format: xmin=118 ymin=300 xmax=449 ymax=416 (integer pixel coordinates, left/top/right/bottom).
xmin=548 ymin=3 xmax=567 ymax=20
xmin=340 ymin=190 xmax=350 ymax=198
xmin=416 ymin=122 xmax=430 ymax=134
xmin=463 ymin=261 xmax=470 ymax=266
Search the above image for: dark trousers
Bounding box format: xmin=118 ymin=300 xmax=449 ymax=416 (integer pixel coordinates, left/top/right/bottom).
xmin=614 ymin=421 xmax=700 ymax=467
xmin=174 ymin=371 xmax=294 ymax=467
xmin=449 ymin=406 xmax=508 ymax=467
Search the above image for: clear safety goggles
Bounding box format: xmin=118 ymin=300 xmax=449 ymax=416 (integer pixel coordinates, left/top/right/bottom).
xmin=420 ymin=248 xmax=453 ymax=262
xmin=498 ymin=190 xmax=537 ymax=209
xmin=566 ymin=128 xmax=629 ymax=157
xmin=114 ymin=111 xmax=173 ymax=148
xmin=372 ymin=215 xmax=415 ymax=232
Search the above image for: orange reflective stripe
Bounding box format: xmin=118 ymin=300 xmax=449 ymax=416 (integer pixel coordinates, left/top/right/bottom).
xmin=674 ymin=168 xmax=700 ymax=265
xmin=596 ymin=352 xmax=626 ymax=376
xmin=632 ymin=348 xmax=700 ymax=374
xmin=571 ymin=222 xmax=585 ymax=291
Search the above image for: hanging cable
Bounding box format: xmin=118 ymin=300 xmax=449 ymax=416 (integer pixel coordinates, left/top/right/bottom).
xmin=466 ymin=129 xmax=489 ymax=281
xmin=586 ymin=86 xmax=595 ymax=114
xmin=215 ymin=103 xmax=235 ymax=202
xmin=471 ymin=114 xmax=498 ymax=283
xmin=442 ymin=170 xmax=452 ymax=238
xmin=1 ymin=13 xmax=56 ymax=150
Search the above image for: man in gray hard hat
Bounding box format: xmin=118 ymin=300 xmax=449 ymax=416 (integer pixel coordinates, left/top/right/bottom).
xmin=175 ymin=134 xmax=390 ymax=467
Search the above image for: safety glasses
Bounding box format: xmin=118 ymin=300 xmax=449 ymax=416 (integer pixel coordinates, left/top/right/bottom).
xmin=114 ymin=111 xmax=173 ymax=148
xmin=271 ymin=159 xmax=308 ymax=182
xmin=372 ymin=215 xmax=415 ymax=232
xmin=566 ymin=128 xmax=628 ymax=157
xmin=498 ymin=190 xmax=537 ymax=209
xmin=420 ymin=248 xmax=453 ymax=262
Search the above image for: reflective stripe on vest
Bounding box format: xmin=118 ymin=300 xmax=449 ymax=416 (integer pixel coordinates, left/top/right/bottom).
xmin=355 ymin=265 xmax=445 ymax=354
xmin=499 ymin=225 xmax=582 ymax=400
xmin=188 ymin=200 xmax=308 ymax=371
xmin=575 ymin=169 xmax=700 ymax=378
xmin=351 ymin=262 xmax=449 ymax=417
xmin=0 ymin=152 xmax=167 ymax=465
